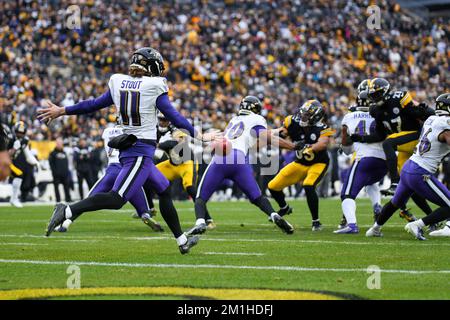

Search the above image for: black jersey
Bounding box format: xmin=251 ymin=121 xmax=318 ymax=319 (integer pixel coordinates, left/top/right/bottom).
xmin=369 ymin=90 xmax=433 ymax=135
xmin=284 ymin=115 xmax=334 ymax=166
xmin=157 ymin=127 xmax=193 ymax=165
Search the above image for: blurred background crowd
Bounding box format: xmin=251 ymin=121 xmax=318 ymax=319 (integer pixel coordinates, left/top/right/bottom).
xmin=0 ymin=0 xmax=448 ymax=202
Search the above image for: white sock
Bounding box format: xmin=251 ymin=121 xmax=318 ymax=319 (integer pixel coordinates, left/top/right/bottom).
xmin=65 ymin=206 xmax=72 ymax=219
xmin=195 ymin=218 xmax=205 ymax=226
xmin=62 ymin=219 xmax=72 ymax=230
xmin=342 ymin=198 xmax=357 ymax=224
xmin=176 ymin=234 xmax=188 ymax=246
xmin=373 ymin=222 xmax=381 ymax=229
xmin=415 ymin=219 xmax=425 ymax=228
xmin=365 ymin=184 xmax=381 ymax=207
xmin=270 ymin=212 xmax=280 ymax=220
xmin=11 ymin=178 xmax=22 ymax=201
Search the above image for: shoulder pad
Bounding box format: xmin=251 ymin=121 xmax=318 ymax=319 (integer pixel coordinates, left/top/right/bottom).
xmin=284 ymin=115 xmax=293 ymax=128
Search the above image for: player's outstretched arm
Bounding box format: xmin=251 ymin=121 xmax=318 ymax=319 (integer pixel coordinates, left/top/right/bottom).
xmin=257 ymin=128 xmax=295 ymax=150
xmin=37 ymin=90 xmax=114 ymax=122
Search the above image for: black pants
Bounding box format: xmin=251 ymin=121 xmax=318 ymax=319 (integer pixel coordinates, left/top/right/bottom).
xmin=53 ymin=175 xmax=72 ymax=202
xmin=77 ymin=171 xmax=95 ymax=199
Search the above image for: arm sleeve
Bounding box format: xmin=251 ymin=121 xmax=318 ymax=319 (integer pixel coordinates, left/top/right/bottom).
xmin=405 ymin=104 xmax=435 ymax=121
xmin=156 ymin=93 xmax=196 ymax=137
xmin=65 ymin=90 xmax=114 ymax=115
xmin=360 ymin=120 xmax=387 ymax=143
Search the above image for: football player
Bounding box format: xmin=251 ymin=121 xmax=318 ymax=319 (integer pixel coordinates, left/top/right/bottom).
xmin=186 ymin=96 xmax=295 ymax=235
xmin=55 ymin=124 xmax=163 ymax=233
xmin=38 ymin=47 xmax=219 ymax=254
xmin=0 ymin=123 xmax=11 ymax=181
xmin=367 ymin=93 xmax=450 ymax=239
xmin=352 ymin=78 xmax=435 ymax=221
xmin=336 ymin=90 xmax=386 ymax=234
xmin=268 ymin=100 xmax=335 ymax=231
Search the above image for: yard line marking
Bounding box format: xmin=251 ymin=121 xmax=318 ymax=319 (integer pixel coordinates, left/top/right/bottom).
xmin=0 ymin=233 xmax=449 ymax=247
xmin=0 ymin=242 xmax=47 ymax=246
xmin=0 ymin=259 xmax=448 ymax=275
xmin=202 ymin=252 xmax=265 ymax=256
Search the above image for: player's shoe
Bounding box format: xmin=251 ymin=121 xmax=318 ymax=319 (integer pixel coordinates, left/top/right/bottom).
xmin=54 ymin=225 xmax=67 ymax=232
xmin=427 ymin=222 xmax=442 ymax=232
xmin=429 ymin=225 xmax=450 ymax=237
xmin=45 ymin=203 xmax=67 ymax=237
xmin=312 ymin=220 xmax=322 ymax=231
xmin=149 ymin=208 xmax=157 ymax=217
xmin=373 ymin=203 xmax=382 ymax=222
xmin=272 ymin=215 xmax=294 ymax=234
xmin=404 ymin=222 xmax=426 ymax=240
xmin=179 ymin=235 xmax=199 ymax=255
xmin=278 ymin=205 xmax=293 ymax=217
xmin=334 ymin=223 xmax=359 ymax=234
xmin=185 ymin=223 xmax=207 ymax=236
xmin=206 ymin=219 xmax=216 ymax=230
xmin=337 ymin=216 xmax=347 ymax=229
xmin=366 ymin=226 xmax=383 ymax=237
xmin=399 ymin=208 xmax=417 ymax=222
xmin=381 ymin=183 xmax=398 ymax=196
xmin=141 ymin=213 xmax=164 ymax=232
xmin=10 ymin=199 xmax=23 ymax=208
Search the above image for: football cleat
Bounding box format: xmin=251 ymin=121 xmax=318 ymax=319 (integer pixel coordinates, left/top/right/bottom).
xmin=206 ymin=219 xmax=216 ymax=230
xmin=179 ymin=235 xmax=199 ymax=255
xmin=404 ymin=222 xmax=426 ymax=240
xmin=278 ymin=205 xmax=293 ymax=217
xmin=366 ymin=226 xmax=383 ymax=237
xmin=185 ymin=223 xmax=207 ymax=236
xmin=46 ymin=203 xmax=67 ymax=237
xmin=334 ymin=223 xmax=359 ymax=234
xmin=54 ymin=225 xmax=67 ymax=233
xmin=141 ymin=213 xmax=164 ymax=232
xmin=338 ymin=216 xmax=347 ymax=229
xmin=272 ymin=215 xmax=294 ymax=234
xmin=149 ymin=208 xmax=157 ymax=217
xmin=312 ymin=220 xmax=322 ymax=232
xmin=381 ymin=183 xmax=398 ymax=196
xmin=429 ymin=225 xmax=450 ymax=237
xmin=10 ymin=199 xmax=23 ymax=208
xmin=399 ymin=208 xmax=417 ymax=222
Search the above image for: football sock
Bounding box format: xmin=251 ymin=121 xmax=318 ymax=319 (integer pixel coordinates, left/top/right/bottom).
xmin=376 ymin=201 xmax=398 ymax=226
xmin=341 ymin=198 xmax=357 ymax=224
xmin=365 ymin=183 xmax=381 ymax=207
xmin=411 ymin=193 xmax=433 ymax=215
xmin=187 ymin=186 xmax=212 ymax=220
xmin=69 ymin=191 xmax=126 ymax=220
xmin=304 ymin=186 xmax=319 ymax=221
xmin=62 ymin=219 xmax=72 ymax=230
xmin=382 ymin=140 xmax=400 ymax=184
xmin=65 ymin=206 xmax=73 ymax=219
xmin=251 ymin=195 xmax=276 ymax=217
xmin=176 ymin=234 xmax=187 ymax=246
xmin=414 ymin=219 xmax=425 ymax=228
xmin=269 ymin=189 xmax=287 ymax=208
xmin=422 ymin=207 xmax=450 ymax=226
xmin=194 ymin=198 xmax=208 ymax=220
xmin=158 ymin=188 xmax=183 ymax=238
xmin=11 ymin=178 xmax=22 ymax=202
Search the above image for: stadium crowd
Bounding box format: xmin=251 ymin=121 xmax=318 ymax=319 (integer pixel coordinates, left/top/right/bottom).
xmin=0 ymin=0 xmax=448 ymax=201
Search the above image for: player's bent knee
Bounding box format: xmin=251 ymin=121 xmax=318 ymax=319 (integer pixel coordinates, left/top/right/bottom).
xmin=109 ymin=191 xmax=127 ymax=209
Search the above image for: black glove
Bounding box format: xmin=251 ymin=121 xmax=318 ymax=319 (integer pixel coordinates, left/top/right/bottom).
xmin=350 ymin=134 xmax=363 ymax=143
xmin=108 ymin=134 xmax=138 ymax=150
xmin=293 ymin=141 xmax=306 ymax=150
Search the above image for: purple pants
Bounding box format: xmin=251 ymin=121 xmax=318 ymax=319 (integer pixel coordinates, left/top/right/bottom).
xmin=341 ymin=157 xmax=387 ymax=200
xmin=197 ymin=150 xmax=261 ymax=202
xmin=392 ymin=160 xmax=450 ymax=208
xmin=89 ymin=163 xmax=150 ymax=215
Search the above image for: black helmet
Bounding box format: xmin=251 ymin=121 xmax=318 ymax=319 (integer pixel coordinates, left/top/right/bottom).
xmin=357 ymin=79 xmax=371 ymax=94
xmin=355 ymin=90 xmax=370 ymax=112
xmin=13 ymin=121 xmax=27 ymax=135
xmin=435 ymin=93 xmax=450 ymax=116
xmin=239 ymin=95 xmax=262 ymax=115
xmin=368 ymin=78 xmax=390 ymax=104
xmin=130 ymin=47 xmax=165 ymax=76
xmin=296 ymin=100 xmax=324 ymax=127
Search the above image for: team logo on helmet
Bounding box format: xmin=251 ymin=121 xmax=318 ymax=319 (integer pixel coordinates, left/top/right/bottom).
xmin=239 ymin=96 xmax=262 ymax=115
xmin=296 ymin=100 xmax=324 ymax=127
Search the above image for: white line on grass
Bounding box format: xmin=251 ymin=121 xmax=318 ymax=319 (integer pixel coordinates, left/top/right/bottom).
xmin=202 ymin=252 xmax=265 ymax=256
xmin=0 ymin=259 xmax=448 ymax=275
xmin=0 ymin=242 xmax=48 ymax=246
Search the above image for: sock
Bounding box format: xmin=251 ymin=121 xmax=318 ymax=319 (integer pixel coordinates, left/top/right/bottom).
xmin=376 ymin=201 xmax=398 ymax=226
xmin=365 ymin=184 xmax=381 ymax=207
xmin=382 ymin=140 xmax=400 ymax=183
xmin=422 ymin=207 xmax=450 ymax=226
xmin=188 ymin=186 xmax=212 ymax=220
xmin=372 ymin=222 xmax=381 ymax=230
xmin=251 ymin=196 xmax=277 ymax=216
xmin=11 ymin=178 xmax=22 ymax=201
xmin=304 ymin=186 xmax=319 ymax=221
xmin=414 ymin=219 xmax=425 ymax=228
xmin=158 ymin=189 xmax=183 ymax=238
xmin=269 ymin=189 xmax=287 ymax=208
xmin=176 ymin=234 xmax=187 ymax=246
xmin=341 ymin=198 xmax=357 ymax=224
xmin=65 ymin=206 xmax=73 ymax=219
xmin=62 ymin=219 xmax=72 ymax=230
xmin=196 ymin=218 xmax=206 ymax=225
xmin=270 ymin=212 xmax=280 ymax=221
xmin=411 ymin=193 xmax=433 ymax=215
xmin=69 ymin=191 xmax=125 ymax=220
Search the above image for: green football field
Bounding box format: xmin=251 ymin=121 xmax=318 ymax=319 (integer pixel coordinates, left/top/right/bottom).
xmin=0 ymin=199 xmax=448 ymax=300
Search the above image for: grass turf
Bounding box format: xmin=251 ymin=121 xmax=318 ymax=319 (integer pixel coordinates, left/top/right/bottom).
xmin=0 ymin=199 xmax=448 ymax=300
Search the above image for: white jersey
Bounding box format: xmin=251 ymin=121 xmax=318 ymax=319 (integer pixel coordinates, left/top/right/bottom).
xmin=410 ymin=115 xmax=450 ymax=173
xmin=341 ymin=111 xmax=385 ymax=160
xmin=102 ymin=126 xmax=123 ymax=165
xmin=108 ymin=73 xmax=168 ymax=140
xmin=224 ymin=113 xmax=267 ymax=155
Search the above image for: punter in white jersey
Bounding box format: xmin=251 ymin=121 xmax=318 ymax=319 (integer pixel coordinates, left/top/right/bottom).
xmin=187 ymin=95 xmax=296 ymax=236
xmin=367 ymin=93 xmax=450 ymax=239
xmin=38 ymin=47 xmax=219 ymax=254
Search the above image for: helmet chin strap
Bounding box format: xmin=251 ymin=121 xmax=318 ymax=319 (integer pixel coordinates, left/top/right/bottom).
xmin=238 ymin=109 xmax=253 ymax=116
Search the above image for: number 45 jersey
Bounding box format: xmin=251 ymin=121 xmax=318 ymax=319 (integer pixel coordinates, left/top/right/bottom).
xmin=410 ymin=115 xmax=450 ymax=173
xmin=224 ymin=113 xmax=267 ymax=156
xmin=341 ymin=111 xmax=385 ymax=160
xmin=108 ymin=74 xmax=169 ymax=140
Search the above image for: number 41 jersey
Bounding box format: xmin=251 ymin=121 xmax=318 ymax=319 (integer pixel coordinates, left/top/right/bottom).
xmin=410 ymin=115 xmax=450 ymax=173
xmin=224 ymin=113 xmax=267 ymax=156
xmin=108 ymin=73 xmax=169 ymax=140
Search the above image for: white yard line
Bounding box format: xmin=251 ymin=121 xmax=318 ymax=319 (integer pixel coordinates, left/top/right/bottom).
xmin=0 ymin=242 xmax=47 ymax=246
xmin=202 ymin=252 xmax=265 ymax=256
xmin=0 ymin=258 xmax=448 ymax=275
